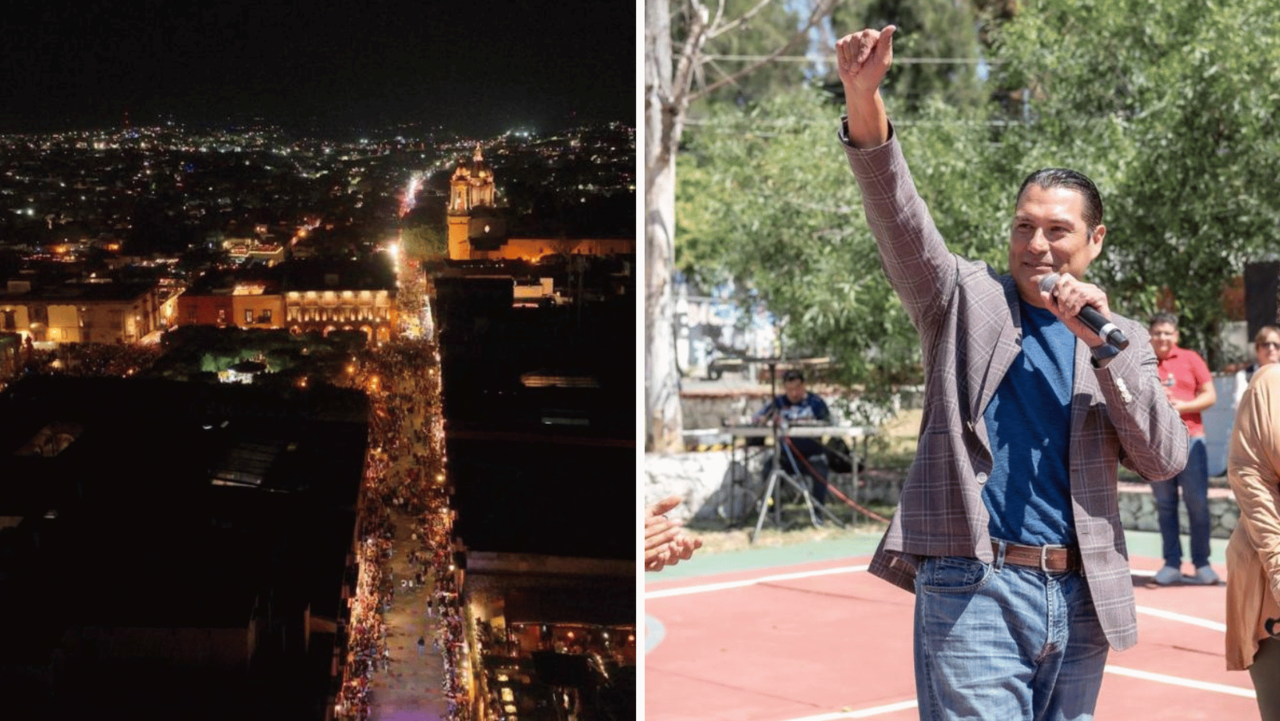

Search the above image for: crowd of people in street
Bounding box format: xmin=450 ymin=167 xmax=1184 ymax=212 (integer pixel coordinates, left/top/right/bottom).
xmin=8 ymin=340 xmax=161 ymax=385
xmin=335 ymin=259 xmax=474 ymax=720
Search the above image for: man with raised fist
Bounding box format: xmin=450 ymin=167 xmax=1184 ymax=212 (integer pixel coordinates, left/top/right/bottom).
xmin=835 ymin=25 xmax=1187 ymax=720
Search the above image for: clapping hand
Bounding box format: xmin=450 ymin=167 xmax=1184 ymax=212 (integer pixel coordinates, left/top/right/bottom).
xmin=645 ymin=495 xmax=703 ymax=572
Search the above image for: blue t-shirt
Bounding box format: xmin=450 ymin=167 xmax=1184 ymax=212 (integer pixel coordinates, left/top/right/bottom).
xmin=981 ymin=302 xmax=1076 ymax=547
xmin=757 ymin=392 xmax=830 ymax=457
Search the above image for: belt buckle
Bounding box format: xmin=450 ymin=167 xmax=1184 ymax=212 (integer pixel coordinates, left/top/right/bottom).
xmin=1040 ymin=544 xmax=1065 ymax=572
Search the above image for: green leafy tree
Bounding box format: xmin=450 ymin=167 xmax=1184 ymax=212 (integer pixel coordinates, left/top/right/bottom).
xmin=401 ymin=222 xmax=447 ymax=259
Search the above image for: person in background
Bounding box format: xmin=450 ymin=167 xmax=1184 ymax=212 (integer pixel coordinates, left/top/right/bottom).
xmin=1149 ymin=312 xmax=1219 ymax=585
xmin=1248 ymin=326 xmax=1280 ymax=379
xmin=645 ymin=495 xmax=702 ymax=572
xmin=753 ymin=369 xmax=833 ymax=508
xmin=1225 ymin=363 xmax=1280 ymax=720
xmin=1235 ymin=325 xmax=1280 ymax=407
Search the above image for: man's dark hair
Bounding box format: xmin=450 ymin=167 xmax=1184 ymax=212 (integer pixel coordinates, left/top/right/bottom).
xmin=1149 ymin=312 xmax=1179 ymax=330
xmin=1016 ymin=168 xmax=1104 ymax=232
xmin=782 ymin=369 xmax=805 ymax=383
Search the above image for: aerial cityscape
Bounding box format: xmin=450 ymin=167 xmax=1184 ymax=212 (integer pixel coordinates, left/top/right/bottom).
xmin=0 ymin=2 xmax=635 ymax=720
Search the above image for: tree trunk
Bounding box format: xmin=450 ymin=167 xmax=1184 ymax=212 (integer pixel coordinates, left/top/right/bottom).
xmin=646 ymin=151 xmax=682 ymax=453
xmin=645 ymin=0 xmax=684 ymax=452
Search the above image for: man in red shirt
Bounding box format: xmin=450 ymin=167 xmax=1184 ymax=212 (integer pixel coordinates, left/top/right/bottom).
xmin=1149 ymin=312 xmax=1219 ymax=585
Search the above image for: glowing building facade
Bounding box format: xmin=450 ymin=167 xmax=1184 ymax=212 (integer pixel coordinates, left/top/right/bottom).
xmin=0 ymin=279 xmax=162 ymax=345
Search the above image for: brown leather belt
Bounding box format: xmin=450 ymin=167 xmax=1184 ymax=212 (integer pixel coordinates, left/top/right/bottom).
xmin=993 ymin=541 xmax=1081 ymax=572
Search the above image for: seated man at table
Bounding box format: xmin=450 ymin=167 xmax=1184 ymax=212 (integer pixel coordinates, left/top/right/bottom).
xmin=753 ymin=370 xmax=833 ymax=507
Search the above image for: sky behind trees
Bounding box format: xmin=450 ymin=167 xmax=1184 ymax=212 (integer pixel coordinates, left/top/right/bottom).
xmin=0 ymin=1 xmax=635 ymax=135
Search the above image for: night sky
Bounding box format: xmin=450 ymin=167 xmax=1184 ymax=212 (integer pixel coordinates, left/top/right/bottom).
xmin=0 ymin=0 xmax=636 ymax=136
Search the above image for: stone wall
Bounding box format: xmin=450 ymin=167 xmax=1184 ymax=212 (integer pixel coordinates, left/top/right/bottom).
xmin=680 ymin=391 xmax=769 ymax=432
xmin=1117 ymin=482 xmax=1238 ymax=539
xmin=678 ymin=385 xmax=927 ymax=438
xmin=643 ymin=452 xmax=753 ymax=523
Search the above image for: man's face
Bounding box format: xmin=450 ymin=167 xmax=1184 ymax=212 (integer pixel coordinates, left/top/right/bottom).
xmin=1150 ymin=322 xmax=1178 ymax=360
xmin=783 ymin=379 xmax=806 ymax=404
xmin=1008 ymin=185 xmax=1105 ymax=307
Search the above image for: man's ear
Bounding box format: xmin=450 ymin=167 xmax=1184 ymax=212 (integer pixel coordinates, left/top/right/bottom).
xmin=1088 ymin=224 xmax=1106 ymax=260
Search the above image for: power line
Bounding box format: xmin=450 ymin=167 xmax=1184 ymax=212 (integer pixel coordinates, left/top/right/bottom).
xmin=703 ymin=53 xmax=1001 ymax=65
xmin=683 ymin=117 xmax=1022 ymax=128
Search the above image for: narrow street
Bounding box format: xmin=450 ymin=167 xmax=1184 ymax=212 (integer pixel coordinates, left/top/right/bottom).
xmin=369 ymin=259 xmax=454 ymax=720
xmin=367 ymin=508 xmax=450 ymax=720
xmin=339 ymin=257 xmax=469 ymax=721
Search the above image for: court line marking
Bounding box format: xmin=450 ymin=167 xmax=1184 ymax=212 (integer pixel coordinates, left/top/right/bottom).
xmin=770 ymin=666 xmax=1256 ymax=721
xmin=1135 ymin=605 xmax=1227 ymax=632
xmin=644 ymin=614 xmax=666 ymax=653
xmin=776 ymin=699 xmax=919 ymax=720
xmin=645 ymin=565 xmax=869 ymax=599
xmin=1127 ymin=568 xmax=1229 ymax=631
xmin=648 ymin=565 xmax=1229 ymax=633
xmin=1104 ymin=664 xmax=1256 ymax=698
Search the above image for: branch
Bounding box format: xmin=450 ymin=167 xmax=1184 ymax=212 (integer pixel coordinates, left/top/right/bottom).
xmin=647 ymin=0 xmax=709 ymax=179
xmin=706 ymin=0 xmax=773 ymax=40
xmin=700 ymin=57 xmax=733 ymax=90
xmin=689 ymin=0 xmax=840 ymax=102
xmin=669 ymin=2 xmax=711 ymax=116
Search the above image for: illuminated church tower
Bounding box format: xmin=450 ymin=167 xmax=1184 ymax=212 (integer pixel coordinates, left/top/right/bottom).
xmin=446 ymin=144 xmax=496 ymax=260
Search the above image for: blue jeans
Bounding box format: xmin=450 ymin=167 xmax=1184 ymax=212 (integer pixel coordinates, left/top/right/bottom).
xmin=1151 ymin=436 xmax=1210 ymax=568
xmin=913 ymin=549 xmax=1110 ymax=721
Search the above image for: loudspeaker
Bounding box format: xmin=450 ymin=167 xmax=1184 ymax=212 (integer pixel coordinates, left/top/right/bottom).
xmin=1244 ymin=261 xmax=1280 ymax=339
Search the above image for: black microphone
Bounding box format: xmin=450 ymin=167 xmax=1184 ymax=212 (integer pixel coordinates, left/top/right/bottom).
xmin=1038 ymin=273 xmax=1130 ymax=350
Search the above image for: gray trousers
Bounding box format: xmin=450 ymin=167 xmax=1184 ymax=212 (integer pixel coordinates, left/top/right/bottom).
xmin=1252 ymin=636 xmax=1280 ymax=721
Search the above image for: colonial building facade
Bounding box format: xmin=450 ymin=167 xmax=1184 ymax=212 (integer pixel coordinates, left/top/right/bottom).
xmin=0 ymin=279 xmax=161 ymax=345
xmin=283 ymin=288 xmax=395 ymax=343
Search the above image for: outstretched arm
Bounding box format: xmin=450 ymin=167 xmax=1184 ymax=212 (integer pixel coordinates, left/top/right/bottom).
xmin=836 ymin=24 xmax=957 ymax=335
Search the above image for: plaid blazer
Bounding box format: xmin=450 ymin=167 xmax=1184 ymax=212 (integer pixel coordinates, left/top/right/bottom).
xmin=840 ymin=125 xmax=1189 ymax=651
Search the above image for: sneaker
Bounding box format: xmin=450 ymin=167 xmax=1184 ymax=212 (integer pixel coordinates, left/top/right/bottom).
xmin=1189 ymin=565 xmax=1221 ymax=585
xmin=1153 ymin=565 xmax=1182 ymax=586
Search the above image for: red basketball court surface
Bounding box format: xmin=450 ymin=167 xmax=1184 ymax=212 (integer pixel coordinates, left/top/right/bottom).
xmin=644 ymin=531 xmax=1253 ymax=720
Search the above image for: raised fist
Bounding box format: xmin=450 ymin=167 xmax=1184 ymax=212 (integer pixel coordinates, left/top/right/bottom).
xmin=836 ymin=25 xmax=897 ymax=95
